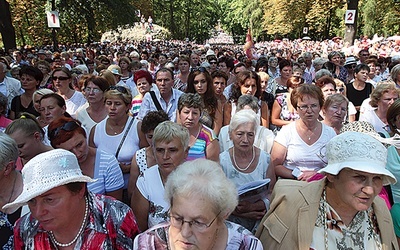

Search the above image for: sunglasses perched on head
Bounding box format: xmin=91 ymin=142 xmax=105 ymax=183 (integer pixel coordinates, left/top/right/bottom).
xmin=48 ymin=121 xmax=81 ymax=141
xmin=191 ymin=67 xmax=208 ymax=73
xmin=106 ymin=85 xmax=129 ymax=94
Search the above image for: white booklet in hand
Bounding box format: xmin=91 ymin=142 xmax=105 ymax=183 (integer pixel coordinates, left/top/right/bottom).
xmin=237 ymin=179 xmax=270 ymax=203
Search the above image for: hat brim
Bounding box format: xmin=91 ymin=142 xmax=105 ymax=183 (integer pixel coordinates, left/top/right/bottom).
xmin=2 ymin=176 xmax=95 ymax=214
xmin=318 ymin=160 xmax=396 ymax=186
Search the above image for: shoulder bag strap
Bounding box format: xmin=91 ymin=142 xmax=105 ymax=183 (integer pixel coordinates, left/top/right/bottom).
xmin=150 ymin=91 xmax=163 ymax=111
xmin=115 ymin=117 xmax=135 ymax=159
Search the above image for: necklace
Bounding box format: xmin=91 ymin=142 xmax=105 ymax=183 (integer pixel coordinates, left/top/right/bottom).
xmin=232 ymin=146 xmax=255 ymax=171
xmin=49 ymin=196 xmax=89 ymax=248
xmin=108 ymin=121 xmax=125 ymax=135
xmin=306 ymin=124 xmax=319 ymax=141
xmin=322 ymin=188 xmax=382 ymax=250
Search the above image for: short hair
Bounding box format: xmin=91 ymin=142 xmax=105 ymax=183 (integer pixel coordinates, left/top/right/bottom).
xmin=211 ymin=70 xmax=228 ymax=82
xmin=165 ymin=159 xmax=238 ymax=215
xmin=48 ymin=117 xmax=85 ymax=148
xmin=354 ymin=64 xmax=370 ymax=74
xmin=118 ymin=56 xmax=131 ymax=66
xmin=134 ymin=70 xmax=153 ymax=84
xmin=229 ymin=109 xmax=258 ymax=133
xmin=257 ymin=71 xmax=270 ymax=81
xmin=5 ymin=112 xmax=45 ymax=140
xmin=155 ymin=67 xmax=174 ymax=79
xmin=218 ymin=56 xmax=234 ymax=72
xmin=178 ymin=93 xmax=204 ymax=112
xmin=313 ymin=57 xmax=328 ymax=68
xmin=278 ymin=59 xmax=292 ymax=72
xmin=287 ymin=76 xmax=304 ymax=88
xmin=315 ymin=76 xmax=336 ymax=89
xmin=230 ymin=70 xmax=261 ymax=101
xmin=141 ymin=110 xmax=169 ymax=134
xmin=255 ymin=59 xmax=268 ymax=72
xmin=328 ymin=51 xmax=341 ymax=61
xmin=40 ymin=93 xmax=66 ymax=108
xmin=322 ymin=93 xmax=349 ymax=110
xmin=237 ymin=95 xmax=260 ymax=113
xmin=99 ymin=70 xmax=116 ymax=85
xmin=315 ymin=69 xmax=333 ymax=81
xmin=387 ymin=99 xmax=400 ymax=136
xmin=35 ymin=60 xmax=51 ymax=72
xmin=0 ymin=62 xmax=7 ymax=73
xmin=291 ymin=84 xmax=324 ymax=109
xmin=0 ymin=133 xmax=18 ymax=169
xmin=390 ymin=64 xmax=400 ymax=83
xmin=369 ymin=83 xmax=398 ymax=107
xmin=0 ymin=92 xmax=8 ymax=115
xmin=32 ymin=89 xmax=54 ymax=103
xmin=104 ymin=86 xmax=132 ymax=105
xmin=365 ymin=58 xmax=378 ymax=67
xmin=152 ymin=121 xmax=190 ymax=150
xmin=178 ymin=55 xmax=190 ymax=64
xmin=83 ymin=76 xmax=110 ymax=92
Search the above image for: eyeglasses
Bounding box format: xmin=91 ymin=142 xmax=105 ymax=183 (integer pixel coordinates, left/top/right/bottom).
xmin=360 ymin=54 xmax=369 ymax=57
xmin=209 ymin=61 xmax=217 ymax=65
xmin=106 ymin=85 xmax=129 ymax=94
xmin=297 ymin=104 xmax=319 ymax=112
xmin=84 ymin=87 xmax=102 ymax=94
xmin=191 ymin=67 xmax=207 ymax=73
xmin=52 ymin=76 xmax=70 ymax=81
xmin=48 ymin=121 xmax=81 ymax=141
xmin=169 ymin=211 xmax=221 ymax=232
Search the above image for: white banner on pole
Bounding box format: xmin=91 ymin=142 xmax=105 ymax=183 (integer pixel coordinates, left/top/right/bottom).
xmin=47 ymin=11 xmax=60 ymax=28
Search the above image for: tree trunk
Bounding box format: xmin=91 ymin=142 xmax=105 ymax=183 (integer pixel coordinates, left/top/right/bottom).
xmin=0 ymin=0 xmax=16 ymax=52
xmin=344 ymin=0 xmax=359 ymax=45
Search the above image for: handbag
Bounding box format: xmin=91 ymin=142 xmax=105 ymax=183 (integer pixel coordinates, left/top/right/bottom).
xmin=115 ymin=117 xmax=135 ymax=159
xmin=149 ymin=91 xmax=163 ymax=111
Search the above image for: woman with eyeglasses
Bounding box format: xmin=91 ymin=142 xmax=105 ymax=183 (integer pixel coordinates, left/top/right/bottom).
xmin=89 ymin=85 xmax=141 ymax=203
xmin=52 ymin=67 xmax=86 ymax=118
xmin=271 ymin=85 xmax=336 ymax=181
xmin=321 ymin=94 xmax=349 ymax=134
xmin=76 ymin=76 xmax=109 ymax=133
xmin=224 ymin=70 xmax=269 ymax=129
xmin=328 ymin=51 xmax=348 ymax=83
xmin=359 ymin=83 xmax=399 ymax=136
xmin=185 ymin=67 xmax=223 ymax=135
xmin=133 ymin=159 xmax=263 ymax=250
xmin=48 ymin=117 xmax=124 ymax=200
xmin=270 ymin=76 xmax=303 ymax=131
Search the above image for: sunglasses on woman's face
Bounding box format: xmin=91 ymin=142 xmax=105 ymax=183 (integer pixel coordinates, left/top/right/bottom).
xmin=52 ymin=76 xmax=70 ymax=81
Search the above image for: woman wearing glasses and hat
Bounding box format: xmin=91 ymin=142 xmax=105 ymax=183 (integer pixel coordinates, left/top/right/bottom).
xmin=134 ymin=159 xmax=263 ymax=249
xmin=3 ymin=149 xmax=139 ymax=249
xmin=256 ymin=132 xmax=399 ymax=250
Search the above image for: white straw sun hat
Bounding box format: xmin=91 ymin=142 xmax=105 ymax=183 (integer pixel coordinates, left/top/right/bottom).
xmin=318 ymin=131 xmax=396 ymax=186
xmin=3 ymin=149 xmax=95 ymax=213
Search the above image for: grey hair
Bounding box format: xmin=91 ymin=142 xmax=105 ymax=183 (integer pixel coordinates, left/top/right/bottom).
xmin=237 ymin=95 xmax=259 ymax=113
xmin=178 ymin=93 xmax=204 ymax=112
xmin=0 ymin=133 xmax=19 ymax=169
xmin=229 ymin=109 xmax=258 ymax=134
xmin=32 ymin=88 xmax=54 ymax=100
xmin=315 ymin=69 xmax=333 ymax=81
xmin=165 ymin=159 xmax=238 ymax=216
xmin=302 ymin=52 xmax=312 ymax=59
xmin=313 ymin=57 xmax=328 ymax=67
xmin=152 ymin=121 xmax=190 ymax=150
xmin=390 ymin=64 xmax=400 ymax=82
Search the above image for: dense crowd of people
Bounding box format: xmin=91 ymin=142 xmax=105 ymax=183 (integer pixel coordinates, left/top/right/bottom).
xmin=1 ymin=35 xmax=400 ymax=249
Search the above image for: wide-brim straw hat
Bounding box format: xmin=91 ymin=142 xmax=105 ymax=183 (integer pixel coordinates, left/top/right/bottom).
xmin=3 ymin=149 xmax=95 ymax=213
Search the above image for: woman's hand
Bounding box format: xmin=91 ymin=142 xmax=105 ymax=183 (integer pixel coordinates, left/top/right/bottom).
xmin=297 ymin=170 xmax=317 ymax=181
xmin=119 ymin=162 xmax=131 ymax=174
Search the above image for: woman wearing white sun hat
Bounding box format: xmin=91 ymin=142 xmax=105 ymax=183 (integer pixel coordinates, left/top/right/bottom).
xmin=256 ymin=131 xmax=398 ymax=250
xmin=3 ymin=149 xmax=139 ymax=249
